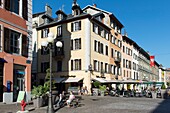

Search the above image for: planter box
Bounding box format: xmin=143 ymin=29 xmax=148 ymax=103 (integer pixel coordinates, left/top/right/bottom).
xmin=33 ymin=97 xmax=44 ymax=108
xmin=92 ymin=88 xmax=99 ymax=96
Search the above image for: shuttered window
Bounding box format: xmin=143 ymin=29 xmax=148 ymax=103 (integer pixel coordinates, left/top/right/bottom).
xmin=71 ymin=21 xmax=81 ymax=32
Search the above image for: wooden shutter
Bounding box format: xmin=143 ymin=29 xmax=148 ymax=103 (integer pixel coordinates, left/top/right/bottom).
xmin=22 ymin=0 xmax=28 ymax=20
xmin=79 ymin=21 xmax=81 ymax=30
xmin=79 ymin=38 xmax=81 ymax=49
xmin=22 ymin=35 xmax=28 ymax=57
xmin=71 ymin=23 xmax=73 ymax=32
xmin=4 ymin=28 xmax=10 ymax=53
xmin=41 ymin=30 xmax=43 ymax=38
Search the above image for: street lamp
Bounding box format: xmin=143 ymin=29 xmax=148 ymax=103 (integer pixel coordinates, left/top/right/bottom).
xmin=41 ymin=32 xmax=63 ymax=113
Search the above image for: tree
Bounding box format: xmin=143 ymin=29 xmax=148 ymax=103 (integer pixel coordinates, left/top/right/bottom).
xmin=44 ymin=68 xmax=56 ymax=91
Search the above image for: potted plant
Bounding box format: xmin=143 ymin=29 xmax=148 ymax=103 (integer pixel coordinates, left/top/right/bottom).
xmin=92 ymin=81 xmax=101 ymax=96
xmin=99 ymin=85 xmax=106 ymax=96
xmin=31 ymin=85 xmax=47 ymax=108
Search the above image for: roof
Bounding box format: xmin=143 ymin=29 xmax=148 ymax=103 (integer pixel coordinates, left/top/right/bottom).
xmin=33 ymin=12 xmax=45 ymax=18
xmin=83 ymin=5 xmax=124 ymax=28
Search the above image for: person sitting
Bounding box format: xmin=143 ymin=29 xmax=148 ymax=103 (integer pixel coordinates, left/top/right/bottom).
xmin=56 ymin=91 xmax=65 ymax=107
xmin=66 ymin=91 xmax=75 ymax=107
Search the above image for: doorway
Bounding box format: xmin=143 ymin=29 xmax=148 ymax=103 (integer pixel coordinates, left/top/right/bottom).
xmin=13 ymin=65 xmax=25 ymax=102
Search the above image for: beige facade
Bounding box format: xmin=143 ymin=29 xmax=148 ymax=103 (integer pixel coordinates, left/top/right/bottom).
xmin=35 ymin=3 xmax=124 ymax=93
xmin=33 ymin=2 xmax=165 ymax=94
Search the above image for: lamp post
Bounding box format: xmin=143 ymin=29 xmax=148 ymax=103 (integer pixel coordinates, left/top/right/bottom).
xmin=41 ymin=32 xmax=63 ymax=113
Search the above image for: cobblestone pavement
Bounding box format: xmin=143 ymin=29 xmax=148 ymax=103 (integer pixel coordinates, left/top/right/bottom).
xmin=1 ymin=96 xmax=170 ymax=113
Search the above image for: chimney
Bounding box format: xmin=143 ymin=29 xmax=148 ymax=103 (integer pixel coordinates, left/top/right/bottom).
xmin=45 ymin=4 xmax=52 ymax=17
xmin=93 ymin=4 xmax=97 ymax=8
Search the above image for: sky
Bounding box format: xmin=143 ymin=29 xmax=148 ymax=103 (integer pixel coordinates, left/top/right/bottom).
xmin=33 ymin=0 xmax=170 ymax=68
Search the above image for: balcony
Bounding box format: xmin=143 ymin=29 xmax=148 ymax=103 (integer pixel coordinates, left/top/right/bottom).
xmin=53 ymin=50 xmax=64 ymax=60
xmin=114 ymin=57 xmax=121 ymax=63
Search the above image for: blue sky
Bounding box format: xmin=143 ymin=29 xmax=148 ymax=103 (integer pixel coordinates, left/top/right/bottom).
xmin=33 ymin=0 xmax=170 ymax=68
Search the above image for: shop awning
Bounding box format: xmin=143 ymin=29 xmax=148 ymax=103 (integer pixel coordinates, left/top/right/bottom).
xmin=92 ymin=78 xmax=108 ymax=83
xmin=0 ymin=58 xmax=7 ymax=63
xmin=53 ymin=77 xmax=65 ymax=83
xmin=62 ymin=77 xmax=83 ymax=83
xmin=122 ymin=79 xmax=141 ymax=84
xmin=106 ymin=79 xmax=120 ymax=83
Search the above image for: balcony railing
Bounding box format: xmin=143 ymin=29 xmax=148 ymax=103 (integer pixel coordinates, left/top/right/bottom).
xmin=114 ymin=57 xmax=121 ymax=63
xmin=53 ymin=50 xmax=64 ymax=60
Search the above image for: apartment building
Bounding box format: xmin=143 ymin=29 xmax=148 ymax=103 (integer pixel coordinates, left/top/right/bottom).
xmin=34 ymin=1 xmax=123 ymax=93
xmin=138 ymin=48 xmax=159 ymax=88
xmin=0 ymin=0 xmax=32 ymax=103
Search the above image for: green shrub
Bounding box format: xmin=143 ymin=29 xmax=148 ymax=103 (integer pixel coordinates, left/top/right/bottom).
xmin=93 ymin=81 xmax=101 ymax=88
xmin=161 ymin=83 xmax=166 ymax=89
xmin=99 ymin=85 xmax=106 ymax=91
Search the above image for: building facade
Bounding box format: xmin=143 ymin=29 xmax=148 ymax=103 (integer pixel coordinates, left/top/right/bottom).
xmin=0 ymin=0 xmax=32 ymax=103
xmin=34 ymin=2 xmax=124 ymax=93
xmin=33 ymin=1 xmax=165 ymax=94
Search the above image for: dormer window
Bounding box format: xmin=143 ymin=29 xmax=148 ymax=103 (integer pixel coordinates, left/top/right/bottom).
xmin=58 ymin=14 xmax=63 ymax=21
xmin=74 ymin=9 xmax=80 ymax=16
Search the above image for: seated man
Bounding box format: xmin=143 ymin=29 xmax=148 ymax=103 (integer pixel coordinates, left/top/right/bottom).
xmin=66 ymin=91 xmax=75 ymax=107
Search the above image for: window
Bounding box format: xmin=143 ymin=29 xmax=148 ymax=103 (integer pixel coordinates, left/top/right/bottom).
xmin=93 ymin=24 xmax=98 ymax=34
xmin=71 ymin=38 xmax=81 ymax=50
xmin=75 ymin=38 xmax=81 ymax=49
xmin=10 ymin=30 xmax=20 ymax=54
xmin=71 ymin=40 xmax=73 ymax=50
xmin=94 ymin=60 xmax=98 ymax=71
xmin=105 ymin=45 xmax=108 ymax=56
xmin=98 ymin=42 xmax=100 ymax=53
xmin=111 ymin=65 xmax=114 ymax=74
xmin=129 ymin=61 xmax=131 ymax=69
xmin=101 ymin=43 xmax=103 ymax=54
xmin=71 ymin=59 xmax=81 ymax=70
xmin=105 ymin=31 xmax=109 ymax=40
xmin=57 ymin=61 xmax=62 ymax=72
xmin=5 ymin=0 xmax=19 ymax=14
xmin=4 ymin=28 xmax=10 ymax=52
xmin=111 ymin=48 xmax=114 ymax=58
xmin=41 ymin=46 xmax=49 ymax=55
xmin=41 ymin=28 xmax=49 ymax=38
xmin=75 ymin=59 xmax=81 ymax=70
xmin=101 ymin=29 xmax=104 ymax=37
xmin=123 ymin=46 xmax=125 ymax=53
xmin=113 ymin=36 xmax=117 ymax=45
xmin=22 ymin=35 xmax=28 ymax=57
xmin=105 ymin=63 xmax=108 ymax=73
xmin=101 ymin=62 xmax=103 ymax=72
xmin=123 ymin=59 xmax=125 ymax=67
xmin=118 ymin=40 xmax=121 ymax=48
xmin=41 ymin=62 xmax=49 ymax=73
xmin=94 ymin=40 xmax=97 ymax=51
xmin=22 ymin=0 xmax=28 ymax=20
xmin=71 ymin=21 xmax=81 ymax=32
xmin=126 ymin=60 xmax=128 ymax=68
xmin=57 ymin=26 xmax=62 ymax=37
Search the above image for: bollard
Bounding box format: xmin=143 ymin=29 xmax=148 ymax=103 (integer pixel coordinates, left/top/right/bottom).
xmin=21 ymin=100 xmax=26 ymax=111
